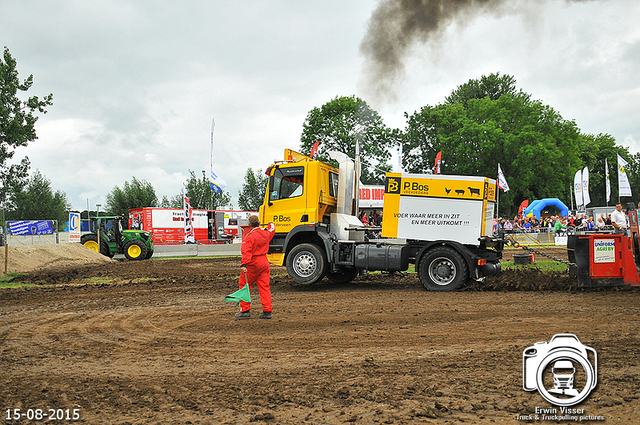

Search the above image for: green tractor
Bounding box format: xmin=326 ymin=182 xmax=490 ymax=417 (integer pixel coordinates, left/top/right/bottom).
xmin=81 ymin=215 xmax=154 ymax=260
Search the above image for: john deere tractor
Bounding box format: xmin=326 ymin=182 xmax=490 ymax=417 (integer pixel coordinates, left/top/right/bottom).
xmin=81 ymin=215 xmax=154 ymax=260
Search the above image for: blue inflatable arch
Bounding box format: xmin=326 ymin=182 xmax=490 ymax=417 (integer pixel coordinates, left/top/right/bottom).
xmin=523 ymin=198 xmax=569 ymax=219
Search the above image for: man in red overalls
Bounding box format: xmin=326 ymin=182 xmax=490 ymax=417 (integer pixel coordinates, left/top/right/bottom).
xmin=235 ymin=216 xmax=276 ymax=320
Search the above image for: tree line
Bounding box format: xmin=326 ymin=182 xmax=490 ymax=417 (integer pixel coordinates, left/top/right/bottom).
xmin=2 ymin=46 xmax=638 ymax=228
xmin=101 ymin=168 xmax=267 ymax=217
xmin=299 ymin=74 xmax=640 ymax=217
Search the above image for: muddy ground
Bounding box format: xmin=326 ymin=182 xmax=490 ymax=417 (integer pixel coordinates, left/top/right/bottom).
xmin=1 ymin=248 xmax=639 ymax=424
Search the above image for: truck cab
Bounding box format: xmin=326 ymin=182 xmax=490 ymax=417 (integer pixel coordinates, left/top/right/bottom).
xmin=260 ymin=149 xmax=340 ymax=267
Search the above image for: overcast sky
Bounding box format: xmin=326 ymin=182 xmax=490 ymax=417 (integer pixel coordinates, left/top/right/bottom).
xmin=1 ymin=0 xmax=638 ymax=211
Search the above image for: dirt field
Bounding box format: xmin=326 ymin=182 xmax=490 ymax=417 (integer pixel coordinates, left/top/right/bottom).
xmin=1 ymin=247 xmax=639 ymax=424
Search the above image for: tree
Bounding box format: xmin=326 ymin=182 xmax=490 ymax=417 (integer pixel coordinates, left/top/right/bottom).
xmin=401 ymin=102 xmax=470 ymax=175
xmin=300 ymin=95 xmax=397 ymax=184
xmin=0 ymin=47 xmax=53 ymax=208
xmin=6 ymin=170 xmax=70 ymax=229
xmin=182 ymin=170 xmax=232 ymax=210
xmin=402 ymin=77 xmax=583 ymax=217
xmin=238 ymin=168 xmax=268 ymax=211
xmin=445 ymin=72 xmax=530 ymax=107
xmin=105 ymin=177 xmax=158 ymax=217
xmin=159 ymin=171 xmax=233 ymax=210
xmin=159 ymin=194 xmax=182 ymax=209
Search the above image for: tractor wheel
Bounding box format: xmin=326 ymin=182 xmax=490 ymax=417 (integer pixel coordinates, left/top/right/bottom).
xmin=418 ymin=246 xmax=468 ymax=292
xmin=103 ymin=243 xmax=115 ymax=258
xmin=82 ymin=235 xmax=110 ymax=257
xmin=326 ymin=267 xmax=358 ymax=284
xmin=145 ymin=249 xmax=154 ymax=259
xmin=124 ymin=240 xmax=148 ymax=261
xmin=286 ymin=243 xmax=326 ymax=284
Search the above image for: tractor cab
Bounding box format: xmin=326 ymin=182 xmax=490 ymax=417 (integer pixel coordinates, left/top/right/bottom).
xmin=93 ymin=217 xmax=122 ymax=243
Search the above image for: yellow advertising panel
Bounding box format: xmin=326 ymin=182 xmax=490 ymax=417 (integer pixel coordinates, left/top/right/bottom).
xmin=394 ymin=175 xmax=488 ymax=200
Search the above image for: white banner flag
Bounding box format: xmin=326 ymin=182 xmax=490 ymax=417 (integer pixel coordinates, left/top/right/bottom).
xmin=582 ymin=166 xmax=590 ymax=207
xmin=618 ymin=154 xmax=632 ymax=197
xmin=497 ymin=163 xmax=509 ymax=192
xmin=209 ymin=117 xmax=227 ymax=195
xmin=183 ymin=189 xmax=195 ymax=244
xmin=574 ymin=169 xmax=583 ymax=209
xmin=605 ymin=158 xmax=611 ymax=203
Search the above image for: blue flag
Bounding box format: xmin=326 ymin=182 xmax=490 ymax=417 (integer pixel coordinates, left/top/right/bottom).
xmin=210 ymin=168 xmax=227 ymax=194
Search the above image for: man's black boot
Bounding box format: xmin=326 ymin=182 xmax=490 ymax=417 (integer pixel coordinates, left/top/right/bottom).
xmin=235 ymin=310 xmax=251 ymax=320
xmin=258 ymin=311 xmax=272 ymax=319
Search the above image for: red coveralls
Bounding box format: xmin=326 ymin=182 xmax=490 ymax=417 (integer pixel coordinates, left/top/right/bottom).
xmin=239 ymin=222 xmax=275 ymax=313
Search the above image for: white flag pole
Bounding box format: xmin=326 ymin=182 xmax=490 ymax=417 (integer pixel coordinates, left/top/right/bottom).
xmin=496 ymin=183 xmax=500 ymax=220
xmin=210 ymin=118 xmax=215 ymax=210
xmin=496 ymin=164 xmax=500 ymax=219
xmin=605 ymin=158 xmax=611 ymax=206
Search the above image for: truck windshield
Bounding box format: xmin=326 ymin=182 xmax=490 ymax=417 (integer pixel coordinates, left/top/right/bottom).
xmin=270 ymin=166 xmax=304 ymax=201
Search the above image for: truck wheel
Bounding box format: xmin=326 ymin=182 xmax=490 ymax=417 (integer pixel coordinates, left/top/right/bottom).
xmin=124 ymin=240 xmax=148 ymax=261
xmin=419 ymin=246 xmax=468 ymax=292
xmin=286 ymin=243 xmax=326 ymax=284
xmin=326 ymin=268 xmax=358 ymax=284
xmin=82 ymin=235 xmax=110 ymax=257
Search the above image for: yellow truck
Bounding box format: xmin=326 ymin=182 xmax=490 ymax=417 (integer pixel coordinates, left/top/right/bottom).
xmin=259 ymin=149 xmax=503 ymax=291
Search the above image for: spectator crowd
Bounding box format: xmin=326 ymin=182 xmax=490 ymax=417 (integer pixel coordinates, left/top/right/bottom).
xmin=494 ymin=213 xmax=616 ymax=234
xmin=359 ymin=210 xmax=382 ymax=239
xmin=359 ymin=204 xmax=632 ymax=239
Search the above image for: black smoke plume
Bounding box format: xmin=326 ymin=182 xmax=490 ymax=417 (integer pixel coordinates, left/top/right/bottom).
xmin=360 ymin=0 xmax=591 ymax=103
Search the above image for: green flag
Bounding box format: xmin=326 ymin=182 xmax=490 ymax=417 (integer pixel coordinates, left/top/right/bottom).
xmin=224 ymin=284 xmax=251 ymax=306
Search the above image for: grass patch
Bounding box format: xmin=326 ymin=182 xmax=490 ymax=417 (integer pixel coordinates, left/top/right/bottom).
xmin=503 ymin=244 xmax=562 ymax=250
xmin=502 ymin=260 xmax=569 ymax=272
xmin=0 ymin=273 xmax=30 ymax=288
xmin=79 ymin=276 xmax=117 ymax=285
xmin=71 ymin=276 xmax=153 ymax=286
xmin=0 ymin=275 xmax=156 ymax=290
xmin=152 ymin=255 xmax=241 ymax=260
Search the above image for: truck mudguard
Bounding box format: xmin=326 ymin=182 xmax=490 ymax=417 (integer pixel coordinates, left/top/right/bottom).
xmin=413 ymin=240 xmax=480 ymax=274
xmin=282 ymin=224 xmax=334 ymax=263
